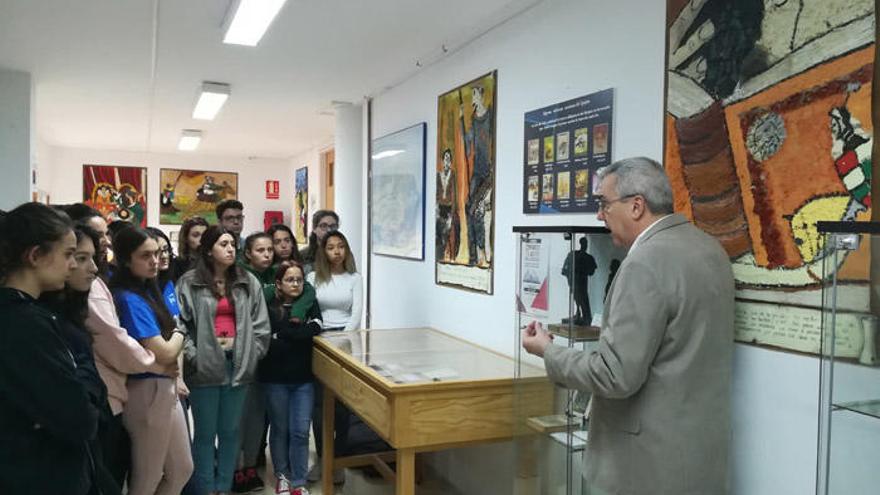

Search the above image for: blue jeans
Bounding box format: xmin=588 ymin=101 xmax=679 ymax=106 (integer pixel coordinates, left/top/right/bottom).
xmin=265 ymin=382 xmax=314 ymax=486
xmin=189 ymin=380 xmax=248 ymax=493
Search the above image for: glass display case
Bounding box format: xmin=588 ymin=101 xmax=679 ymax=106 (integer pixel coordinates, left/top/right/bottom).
xmin=312 ymin=327 xmax=551 ymax=494
xmin=511 ymin=226 xmax=625 ymax=495
xmin=816 ymin=221 xmax=880 ymax=495
xmin=319 ymin=327 xmax=547 ymax=384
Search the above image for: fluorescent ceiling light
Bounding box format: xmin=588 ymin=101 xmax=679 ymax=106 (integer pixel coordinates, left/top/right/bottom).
xmin=372 ymin=150 xmax=405 ymax=160
xmin=193 ymin=82 xmax=230 ymax=120
xmin=178 ymin=130 xmax=203 ymax=151
xmin=223 ymin=0 xmax=288 ymax=46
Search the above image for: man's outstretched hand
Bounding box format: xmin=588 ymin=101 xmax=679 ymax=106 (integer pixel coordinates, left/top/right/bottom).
xmin=522 ymin=320 xmax=553 ymax=357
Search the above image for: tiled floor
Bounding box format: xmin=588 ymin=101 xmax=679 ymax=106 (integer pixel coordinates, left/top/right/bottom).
xmin=253 ymin=466 xmax=451 ymax=495
xmin=250 ymin=436 xmax=453 ymax=495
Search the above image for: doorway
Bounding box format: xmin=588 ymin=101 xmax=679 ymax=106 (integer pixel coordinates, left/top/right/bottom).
xmin=322 ymin=148 xmax=335 ymax=210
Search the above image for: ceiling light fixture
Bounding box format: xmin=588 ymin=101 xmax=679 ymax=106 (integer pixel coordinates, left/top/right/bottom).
xmin=178 ymin=129 xmax=203 ymax=151
xmin=223 ymin=0 xmax=288 ymax=47
xmin=193 ymin=82 xmax=231 ymax=120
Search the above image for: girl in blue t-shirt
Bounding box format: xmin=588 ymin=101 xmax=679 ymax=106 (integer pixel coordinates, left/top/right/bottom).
xmin=110 ymin=227 xmax=193 ymax=495
xmin=145 ymin=227 xmax=182 ymax=322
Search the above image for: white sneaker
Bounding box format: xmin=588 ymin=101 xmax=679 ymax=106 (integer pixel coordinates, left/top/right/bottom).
xmin=291 ymin=487 xmax=311 ymax=495
xmin=275 ymin=474 xmax=292 ymax=494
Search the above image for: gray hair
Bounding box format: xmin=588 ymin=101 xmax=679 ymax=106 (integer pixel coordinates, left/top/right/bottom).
xmin=597 ymin=157 xmax=673 ymax=215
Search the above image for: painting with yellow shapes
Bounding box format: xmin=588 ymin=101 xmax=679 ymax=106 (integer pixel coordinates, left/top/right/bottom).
xmin=159 ymin=168 xmax=238 ymax=225
xmin=435 ymin=71 xmax=497 ymax=294
xmin=664 ymin=0 xmax=875 ymax=358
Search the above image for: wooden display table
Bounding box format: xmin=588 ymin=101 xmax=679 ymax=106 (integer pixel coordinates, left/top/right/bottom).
xmin=312 ymin=327 xmax=552 ymax=494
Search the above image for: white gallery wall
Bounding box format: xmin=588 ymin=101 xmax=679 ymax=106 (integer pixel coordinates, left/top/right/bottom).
xmin=0 ymin=68 xmax=33 ymax=208
xmin=42 ymin=145 xmax=294 ymax=241
xmin=367 ymin=0 xmax=825 ymax=493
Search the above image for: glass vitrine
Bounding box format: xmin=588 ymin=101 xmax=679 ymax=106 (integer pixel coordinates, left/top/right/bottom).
xmin=320 ymin=327 xmax=546 ymax=385
xmin=816 ymin=221 xmax=880 ymax=495
xmin=511 ymin=226 xmax=624 ymax=495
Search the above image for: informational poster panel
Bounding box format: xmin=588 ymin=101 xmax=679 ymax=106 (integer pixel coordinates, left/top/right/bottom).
xmin=517 ymin=236 xmax=550 ymax=318
xmin=523 ymin=88 xmax=613 ymax=214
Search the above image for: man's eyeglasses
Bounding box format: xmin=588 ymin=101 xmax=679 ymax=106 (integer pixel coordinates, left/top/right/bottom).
xmin=596 ymin=194 xmax=636 ymax=212
xmin=316 ymin=222 xmax=338 ymax=231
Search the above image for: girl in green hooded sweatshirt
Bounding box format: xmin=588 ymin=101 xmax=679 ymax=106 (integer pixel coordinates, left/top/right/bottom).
xmin=258 ymin=261 xmax=321 ymax=494
xmin=240 ymin=232 xmax=277 ymax=303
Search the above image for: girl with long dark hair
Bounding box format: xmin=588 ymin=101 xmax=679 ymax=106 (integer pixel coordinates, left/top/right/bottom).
xmin=66 ymin=204 xmax=164 ymax=487
xmin=0 ymin=203 xmax=98 ymax=494
xmin=241 ymin=231 xmax=277 ymax=302
xmin=307 ymin=230 xmax=362 ymax=332
xmin=40 ymin=224 xmax=121 ymax=495
xmin=267 ymin=223 xmax=301 ymax=265
xmin=176 ymin=226 xmax=270 ymax=494
xmin=146 ymin=227 xmax=181 ymax=317
xmin=111 ymin=227 xmax=192 ymax=495
xmin=305 ymin=230 xmax=363 ymax=484
xmin=233 ymin=231 xmax=277 ymax=492
xmin=299 ymin=210 xmax=338 ymax=273
xmin=172 ymin=216 xmax=209 ymax=281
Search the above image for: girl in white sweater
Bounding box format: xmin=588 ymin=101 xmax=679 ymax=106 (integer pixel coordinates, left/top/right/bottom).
xmin=305 ymin=231 xmax=362 ymax=331
xmin=305 ymin=230 xmax=363 ymax=484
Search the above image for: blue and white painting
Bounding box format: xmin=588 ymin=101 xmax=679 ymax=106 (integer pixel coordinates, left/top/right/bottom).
xmin=370 ymin=123 xmax=426 ymax=260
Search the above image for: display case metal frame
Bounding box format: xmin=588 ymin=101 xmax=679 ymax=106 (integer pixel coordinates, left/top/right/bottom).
xmin=816 ymin=221 xmax=880 ymax=495
xmin=512 ymin=225 xmax=617 ymax=495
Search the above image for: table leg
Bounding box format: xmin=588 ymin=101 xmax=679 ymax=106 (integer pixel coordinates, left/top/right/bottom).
xmin=395 ymin=448 xmax=415 ymax=495
xmin=322 ymin=387 xmax=336 ymax=495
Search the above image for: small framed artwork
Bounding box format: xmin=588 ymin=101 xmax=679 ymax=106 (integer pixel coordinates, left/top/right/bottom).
xmin=370 ymin=122 xmax=427 ymax=260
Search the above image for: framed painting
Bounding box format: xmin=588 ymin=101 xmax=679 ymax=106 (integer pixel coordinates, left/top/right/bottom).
xmin=664 ymin=0 xmax=875 ymax=357
xmin=294 ymin=167 xmax=308 ymax=244
xmin=82 ymin=164 xmax=147 ymax=227
xmin=370 ymin=122 xmax=426 ymax=260
xmin=159 ymin=168 xmax=238 ymax=225
xmin=435 ymin=71 xmax=497 ymax=294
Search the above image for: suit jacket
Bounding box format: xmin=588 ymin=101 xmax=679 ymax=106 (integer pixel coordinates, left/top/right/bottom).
xmin=543 ymin=214 xmax=735 ymax=495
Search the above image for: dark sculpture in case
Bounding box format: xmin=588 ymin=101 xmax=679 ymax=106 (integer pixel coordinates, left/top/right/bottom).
xmin=561 ymin=237 xmax=597 ymax=326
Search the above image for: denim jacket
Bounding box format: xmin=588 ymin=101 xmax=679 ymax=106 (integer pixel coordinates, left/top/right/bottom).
xmin=176 ymin=269 xmax=270 ymax=387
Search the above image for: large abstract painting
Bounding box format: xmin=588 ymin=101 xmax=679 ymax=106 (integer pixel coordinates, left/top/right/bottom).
xmin=160 ymin=168 xmax=238 ymax=225
xmin=83 ymin=164 xmax=147 ymax=227
xmin=435 ymin=71 xmax=497 ymax=294
xmin=371 ymin=123 xmax=426 ymax=260
xmin=294 ymin=167 xmax=308 ymax=244
xmin=665 ymin=0 xmax=875 ymax=359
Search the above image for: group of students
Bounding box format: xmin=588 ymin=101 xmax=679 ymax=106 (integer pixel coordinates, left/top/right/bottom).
xmin=0 ymin=200 xmax=363 ymax=495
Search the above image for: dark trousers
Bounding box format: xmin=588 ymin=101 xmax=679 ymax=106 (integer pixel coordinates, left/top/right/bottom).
xmin=180 ymin=397 xmax=198 ymax=495
xmin=98 ymin=413 xmax=130 ymax=489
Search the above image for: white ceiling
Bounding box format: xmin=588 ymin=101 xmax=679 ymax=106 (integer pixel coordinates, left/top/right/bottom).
xmin=0 ymin=0 xmax=541 ymax=158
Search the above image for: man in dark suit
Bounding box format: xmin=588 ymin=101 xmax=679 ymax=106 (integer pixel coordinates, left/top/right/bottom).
xmin=523 ymin=157 xmax=735 ymax=495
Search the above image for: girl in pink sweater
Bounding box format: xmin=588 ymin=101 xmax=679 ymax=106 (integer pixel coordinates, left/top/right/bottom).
xmin=67 ymin=205 xmax=169 ymax=487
